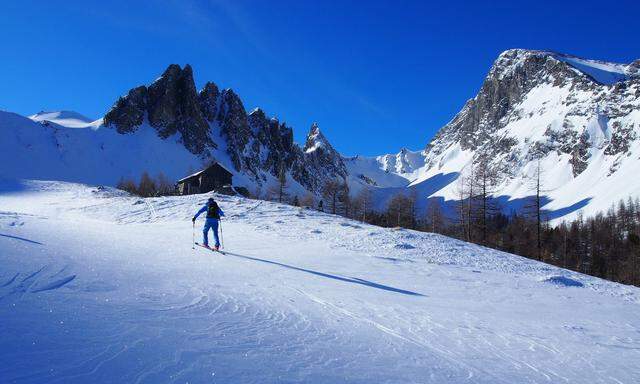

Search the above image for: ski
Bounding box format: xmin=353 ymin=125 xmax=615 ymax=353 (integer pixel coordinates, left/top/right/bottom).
xmin=194 ymin=242 xmax=226 ymax=255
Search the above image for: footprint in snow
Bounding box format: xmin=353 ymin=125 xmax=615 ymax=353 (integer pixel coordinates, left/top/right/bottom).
xmin=31 ymin=275 xmax=76 ymax=293
xmin=310 ymin=229 xmax=322 ymax=234
xmin=82 ymin=280 xmax=117 ymax=293
xmin=1 ymin=272 xmax=20 ymax=287
xmin=542 ymin=275 xmax=584 ymax=287
xmin=394 ymin=243 xmax=416 ymax=250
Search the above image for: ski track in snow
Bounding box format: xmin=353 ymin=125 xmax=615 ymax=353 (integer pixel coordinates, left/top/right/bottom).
xmin=1 ymin=180 xmax=639 ymax=383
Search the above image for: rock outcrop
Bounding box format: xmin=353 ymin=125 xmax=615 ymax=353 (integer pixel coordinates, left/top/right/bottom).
xmin=423 ymin=49 xmax=640 ymax=179
xmin=103 ymin=64 xmax=346 ymax=194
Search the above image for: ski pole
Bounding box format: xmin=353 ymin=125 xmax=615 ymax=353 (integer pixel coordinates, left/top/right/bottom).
xmin=192 ymin=221 xmax=195 ymax=249
xmin=219 ymin=219 xmax=224 ymax=250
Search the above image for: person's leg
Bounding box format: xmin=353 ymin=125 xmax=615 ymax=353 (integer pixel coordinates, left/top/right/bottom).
xmin=212 ymin=220 xmax=220 ymax=248
xmin=202 ymin=220 xmax=211 ymax=246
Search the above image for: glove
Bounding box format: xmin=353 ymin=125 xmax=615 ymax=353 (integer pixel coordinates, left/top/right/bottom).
xmin=191 ymin=217 xmax=196 ymax=223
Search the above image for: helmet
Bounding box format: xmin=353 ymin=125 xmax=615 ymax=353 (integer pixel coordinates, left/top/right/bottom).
xmin=207 ymin=197 xmax=215 ymax=204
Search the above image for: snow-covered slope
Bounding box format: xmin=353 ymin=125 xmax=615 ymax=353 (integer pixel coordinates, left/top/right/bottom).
xmin=29 ymin=110 xmax=97 ymax=128
xmin=1 ymin=110 xmax=203 ymax=184
xmin=1 ymin=180 xmax=639 ymax=382
xmin=0 ymin=109 xmax=316 ymax=199
xmin=349 ymin=49 xmax=640 ymax=222
xmin=0 ymin=64 xmax=346 ymax=199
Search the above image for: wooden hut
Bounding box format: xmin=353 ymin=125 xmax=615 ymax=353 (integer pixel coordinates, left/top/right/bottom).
xmin=176 ymin=163 xmax=233 ymax=195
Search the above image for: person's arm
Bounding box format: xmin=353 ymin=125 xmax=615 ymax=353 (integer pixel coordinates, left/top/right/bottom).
xmin=218 ymin=207 xmax=225 ymax=217
xmin=192 ymin=205 xmax=207 ymax=221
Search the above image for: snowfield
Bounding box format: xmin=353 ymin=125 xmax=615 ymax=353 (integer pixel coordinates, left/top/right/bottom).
xmin=1 ymin=180 xmax=639 ymax=383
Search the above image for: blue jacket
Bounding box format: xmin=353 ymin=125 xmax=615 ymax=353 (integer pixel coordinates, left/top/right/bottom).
xmin=194 ymin=203 xmax=225 ymax=220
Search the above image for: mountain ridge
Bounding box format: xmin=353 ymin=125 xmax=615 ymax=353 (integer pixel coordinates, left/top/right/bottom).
xmin=3 ymin=48 xmax=639 ymax=222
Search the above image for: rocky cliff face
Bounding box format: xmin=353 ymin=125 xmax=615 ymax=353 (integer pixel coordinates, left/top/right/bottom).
xmin=104 ymin=65 xmax=214 ymax=155
xmin=422 ymin=49 xmax=640 ymax=179
xmin=103 ymin=64 xmax=346 ymax=194
xmin=344 ymin=49 xmax=640 ymax=221
xmin=297 ymin=123 xmax=348 ymax=192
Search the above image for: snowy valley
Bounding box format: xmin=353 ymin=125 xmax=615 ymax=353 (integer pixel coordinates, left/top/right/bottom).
xmin=1 ymin=180 xmax=639 ymax=383
xmin=2 ymin=47 xmax=640 ymax=383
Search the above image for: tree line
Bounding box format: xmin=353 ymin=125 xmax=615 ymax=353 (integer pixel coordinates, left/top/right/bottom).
xmin=115 ymin=163 xmax=639 ymax=287
xmin=307 ymin=159 xmax=640 ymax=287
xmin=116 ymin=172 xmax=174 ymax=197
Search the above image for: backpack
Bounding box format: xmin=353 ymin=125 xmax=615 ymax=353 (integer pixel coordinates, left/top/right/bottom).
xmin=206 ymin=201 xmax=220 ymax=219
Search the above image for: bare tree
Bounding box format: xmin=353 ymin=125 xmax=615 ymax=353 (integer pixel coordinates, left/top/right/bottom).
xmin=455 ymin=174 xmax=468 ymax=240
xmin=156 ymin=172 xmax=174 ymax=196
xmin=116 ymin=177 xmax=138 ymax=195
xmin=299 ymin=194 xmax=315 ymax=208
xmin=138 ymin=171 xmax=157 ymax=197
xmin=425 ymin=200 xmax=445 ymax=233
xmin=386 ymin=193 xmax=414 ymax=228
xmin=409 ymin=188 xmax=419 ymax=229
xmin=527 ymin=159 xmax=547 ymax=260
xmin=465 ymin=164 xmax=477 ymax=242
xmin=339 ymin=181 xmax=351 ymax=217
xmin=353 ymin=187 xmax=373 ymax=222
xmin=323 ymin=179 xmax=342 ymax=214
xmin=474 ymin=156 xmax=499 ymax=245
xmin=266 ymin=162 xmax=289 ymax=203
xmin=277 ymin=162 xmax=288 ymax=203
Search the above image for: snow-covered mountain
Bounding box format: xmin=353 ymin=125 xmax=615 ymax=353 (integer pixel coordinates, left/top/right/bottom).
xmin=348 ymin=49 xmax=640 ymax=221
xmin=29 ymin=110 xmax=96 ymax=128
xmin=0 ymin=64 xmax=346 ymax=197
xmin=2 ymin=49 xmax=639 ymax=221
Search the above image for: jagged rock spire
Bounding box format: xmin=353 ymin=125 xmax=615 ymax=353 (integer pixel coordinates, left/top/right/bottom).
xmin=103 ymin=64 xmax=349 ymax=194
xmin=104 ymin=64 xmax=214 ymax=154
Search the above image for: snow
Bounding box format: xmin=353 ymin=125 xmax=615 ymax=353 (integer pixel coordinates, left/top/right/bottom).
xmin=347 ymin=72 xmax=640 ymax=223
xmin=492 ymin=49 xmax=634 ymax=85
xmin=554 ymin=55 xmax=630 ymax=85
xmin=28 ymin=110 xmax=97 ymax=128
xmin=1 ymin=179 xmax=639 ymax=383
xmin=0 ymin=111 xmax=206 ymax=185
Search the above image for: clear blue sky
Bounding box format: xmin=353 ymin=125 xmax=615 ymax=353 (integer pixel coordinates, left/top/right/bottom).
xmin=1 ymin=0 xmax=638 ymax=156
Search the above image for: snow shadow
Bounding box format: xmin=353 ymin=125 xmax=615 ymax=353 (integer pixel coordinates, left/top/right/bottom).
xmin=372 ymin=172 xmax=459 ymax=211
xmin=543 ymin=275 xmax=584 ymax=287
xmin=0 ymin=178 xmax=28 ymax=194
xmin=0 ymin=233 xmax=43 ymax=245
xmin=427 ymin=195 xmax=592 ymax=222
xmin=410 ymin=172 xmax=460 ymax=197
xmin=492 ymin=195 xmax=592 ymax=221
xmin=223 ymin=251 xmax=425 ymax=297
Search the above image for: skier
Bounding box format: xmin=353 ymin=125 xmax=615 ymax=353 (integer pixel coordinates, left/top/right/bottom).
xmin=192 ymin=197 xmax=225 ymax=250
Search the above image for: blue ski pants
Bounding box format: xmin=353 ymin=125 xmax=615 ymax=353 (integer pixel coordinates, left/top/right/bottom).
xmin=203 ymin=218 xmax=220 ymax=247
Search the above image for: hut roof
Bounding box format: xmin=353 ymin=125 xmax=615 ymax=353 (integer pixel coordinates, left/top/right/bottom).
xmin=177 ymin=162 xmax=233 ymax=183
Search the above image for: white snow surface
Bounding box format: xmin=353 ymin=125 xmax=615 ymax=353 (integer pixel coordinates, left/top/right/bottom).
xmin=554 ymin=55 xmax=631 ymax=85
xmin=0 ymin=110 xmax=310 ymax=198
xmin=1 ymin=180 xmax=639 ymax=383
xmin=29 ymin=110 xmax=97 ymax=128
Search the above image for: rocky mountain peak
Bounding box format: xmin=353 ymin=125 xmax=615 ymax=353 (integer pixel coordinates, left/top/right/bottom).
xmin=418 ymin=48 xmax=640 ymax=198
xmin=104 ymin=63 xmax=214 ymax=154
xmin=103 ymin=86 xmax=148 ymax=134
xmin=199 ymin=82 xmax=220 ymax=122
xmin=248 ymin=107 xmax=266 ymax=121
xmin=101 ymin=64 xmax=352 ymax=195
xmin=304 ymin=122 xmax=326 ymax=152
